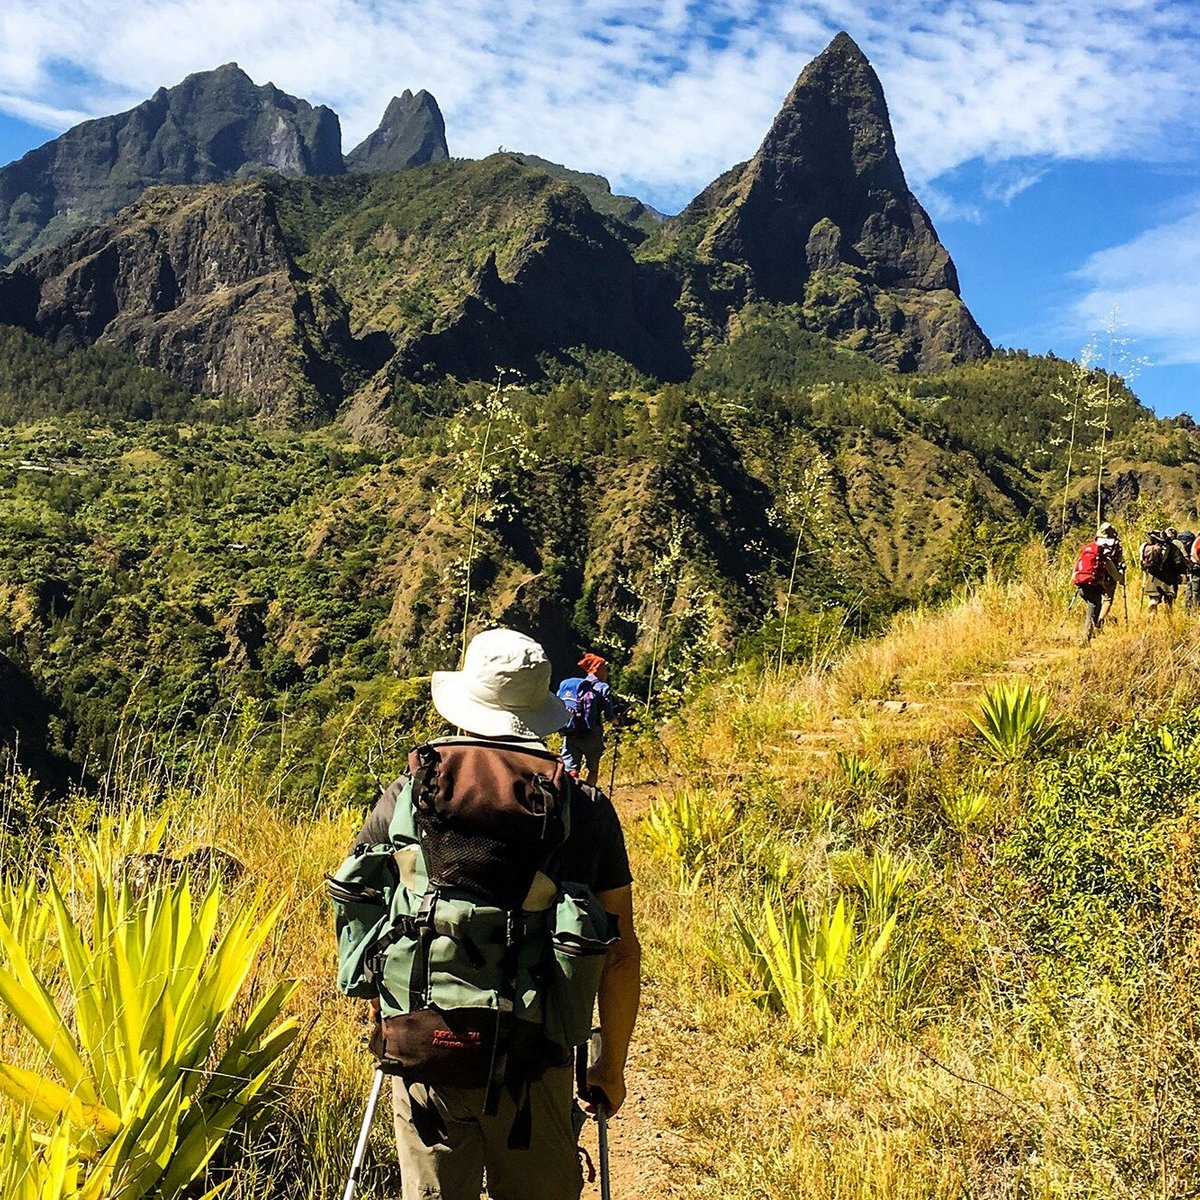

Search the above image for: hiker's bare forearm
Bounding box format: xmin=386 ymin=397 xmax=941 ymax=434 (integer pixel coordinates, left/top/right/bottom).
xmin=598 ymin=940 xmax=641 ymax=1063
xmin=591 ymin=884 xmax=641 ymax=1112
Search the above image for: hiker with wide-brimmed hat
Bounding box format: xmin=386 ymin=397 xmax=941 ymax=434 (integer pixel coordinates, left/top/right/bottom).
xmin=1140 ymin=527 xmax=1190 ymax=616
xmin=329 ymin=628 xmax=641 ymax=1200
xmin=1094 ymin=521 xmax=1126 ymax=629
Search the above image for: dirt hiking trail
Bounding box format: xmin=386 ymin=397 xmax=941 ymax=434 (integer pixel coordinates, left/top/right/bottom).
xmin=574 ymin=781 xmax=687 ymax=1199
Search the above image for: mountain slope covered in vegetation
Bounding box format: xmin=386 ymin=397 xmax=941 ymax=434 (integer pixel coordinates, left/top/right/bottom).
xmin=0 ymin=35 xmax=986 ymax=417
xmin=0 ymin=313 xmax=1196 ymax=784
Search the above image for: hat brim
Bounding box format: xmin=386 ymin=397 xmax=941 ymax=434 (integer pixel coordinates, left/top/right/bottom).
xmin=430 ymin=671 xmax=569 ymax=738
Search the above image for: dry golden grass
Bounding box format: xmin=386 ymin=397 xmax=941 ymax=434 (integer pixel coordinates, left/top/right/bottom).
xmin=615 ymin=549 xmax=1200 ymax=1199
xmin=7 ymin=548 xmax=1200 ymax=1197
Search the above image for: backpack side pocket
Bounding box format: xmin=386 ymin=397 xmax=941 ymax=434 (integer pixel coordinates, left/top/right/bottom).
xmin=326 ymin=844 xmax=397 ymax=999
xmin=544 ymin=882 xmax=618 ymax=1049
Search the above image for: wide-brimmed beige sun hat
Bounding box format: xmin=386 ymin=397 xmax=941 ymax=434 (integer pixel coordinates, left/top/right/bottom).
xmin=431 ymin=629 xmax=568 ymax=738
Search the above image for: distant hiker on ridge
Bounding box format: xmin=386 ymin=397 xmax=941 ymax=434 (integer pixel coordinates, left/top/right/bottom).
xmin=1073 ymin=522 xmax=1124 ymax=640
xmin=1139 ymin=527 xmax=1189 ymax=615
xmin=558 ymin=653 xmax=616 ymax=787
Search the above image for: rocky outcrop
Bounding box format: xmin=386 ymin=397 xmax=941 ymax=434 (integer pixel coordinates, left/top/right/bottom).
xmin=393 ymin=179 xmax=688 ymax=382
xmin=664 ymin=32 xmax=989 ymax=370
xmin=346 ymin=90 xmax=449 ymax=172
xmin=0 ymin=181 xmax=384 ymax=424
xmin=0 ymin=63 xmax=343 ymax=268
xmin=508 ymin=154 xmax=663 ymax=237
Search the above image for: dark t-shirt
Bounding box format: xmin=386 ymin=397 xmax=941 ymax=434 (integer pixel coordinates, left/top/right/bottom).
xmin=353 ymin=742 xmax=633 ymax=895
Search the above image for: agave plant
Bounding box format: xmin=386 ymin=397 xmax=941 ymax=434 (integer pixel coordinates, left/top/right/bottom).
xmin=0 ymin=861 xmax=300 ymax=1200
xmin=968 ymin=682 xmax=1063 ymax=764
xmin=940 ymin=786 xmax=992 ymax=835
xmin=0 ymin=1113 xmax=78 ymax=1200
xmin=836 ymin=750 xmax=889 ymax=800
xmin=643 ymin=787 xmax=737 ymax=891
xmin=856 ymin=849 xmax=918 ymax=921
xmin=727 ymin=891 xmax=896 ymax=1047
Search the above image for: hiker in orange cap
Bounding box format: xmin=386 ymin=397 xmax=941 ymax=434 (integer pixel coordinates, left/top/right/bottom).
xmin=557 ymin=652 xmax=616 ymax=786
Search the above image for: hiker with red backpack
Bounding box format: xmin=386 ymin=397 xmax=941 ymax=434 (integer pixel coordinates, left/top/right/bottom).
xmin=1073 ymin=523 xmax=1124 ymax=640
xmin=557 ymin=653 xmax=617 ymax=787
xmin=328 ymin=630 xmax=641 ymax=1200
xmin=1139 ymin=527 xmax=1190 ymax=616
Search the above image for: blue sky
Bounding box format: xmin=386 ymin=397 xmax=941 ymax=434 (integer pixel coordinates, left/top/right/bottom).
xmin=1 ymin=0 xmax=1198 ymax=416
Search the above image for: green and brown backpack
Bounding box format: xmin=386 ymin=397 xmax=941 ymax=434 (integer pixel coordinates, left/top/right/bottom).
xmin=326 ymin=738 xmax=616 ymax=1133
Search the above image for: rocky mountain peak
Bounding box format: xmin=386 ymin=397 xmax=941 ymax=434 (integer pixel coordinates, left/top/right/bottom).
xmin=690 ymin=32 xmax=988 ymax=370
xmin=706 ymin=32 xmax=933 ymax=292
xmin=0 ymin=65 xmax=343 ymax=269
xmin=346 ymin=90 xmax=449 ymax=173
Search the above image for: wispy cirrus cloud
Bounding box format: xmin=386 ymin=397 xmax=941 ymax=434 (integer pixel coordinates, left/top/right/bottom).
xmin=0 ymin=0 xmax=1197 ymax=216
xmin=1072 ymin=200 xmax=1200 ymax=366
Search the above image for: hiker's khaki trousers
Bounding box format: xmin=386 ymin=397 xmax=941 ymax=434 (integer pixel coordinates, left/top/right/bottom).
xmin=392 ymin=1066 xmax=583 ymax=1200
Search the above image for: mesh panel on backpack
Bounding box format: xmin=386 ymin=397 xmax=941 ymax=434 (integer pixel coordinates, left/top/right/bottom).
xmin=416 ymin=827 xmax=537 ymax=905
xmin=409 ymin=741 xmax=568 ymax=910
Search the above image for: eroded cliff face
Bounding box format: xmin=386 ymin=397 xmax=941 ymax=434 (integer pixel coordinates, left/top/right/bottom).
xmin=0 ymin=161 xmax=688 ymax=421
xmin=0 ymin=63 xmax=344 ymax=269
xmin=389 ymin=178 xmax=688 ymax=383
xmin=665 ymin=32 xmax=990 ymax=371
xmin=0 ymin=182 xmax=376 ymax=424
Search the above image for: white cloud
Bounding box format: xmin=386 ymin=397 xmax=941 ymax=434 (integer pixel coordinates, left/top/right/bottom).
xmin=0 ymin=92 xmax=89 ymax=129
xmin=982 ymin=167 xmax=1049 ymax=207
xmin=0 ymin=0 xmax=1196 ymax=217
xmin=1072 ymin=200 xmax=1200 ymax=366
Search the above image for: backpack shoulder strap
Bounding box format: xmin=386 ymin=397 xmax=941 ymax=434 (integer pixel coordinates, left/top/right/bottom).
xmin=384 ymin=774 xmax=430 ymax=895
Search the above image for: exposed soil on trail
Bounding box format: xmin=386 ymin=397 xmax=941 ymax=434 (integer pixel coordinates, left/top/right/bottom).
xmin=578 ymin=1028 xmax=687 ymax=1199
xmin=574 ymin=781 xmax=688 ymax=1200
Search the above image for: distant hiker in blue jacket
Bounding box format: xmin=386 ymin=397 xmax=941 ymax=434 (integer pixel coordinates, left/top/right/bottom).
xmin=558 ymin=652 xmax=616 ymax=787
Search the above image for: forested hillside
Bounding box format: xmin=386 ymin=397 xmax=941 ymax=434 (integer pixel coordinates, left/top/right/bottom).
xmin=1 ymin=316 xmax=1196 ymax=786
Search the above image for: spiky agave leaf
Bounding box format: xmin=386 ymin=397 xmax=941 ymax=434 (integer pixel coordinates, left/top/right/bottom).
xmin=0 ymin=856 xmax=297 ymax=1200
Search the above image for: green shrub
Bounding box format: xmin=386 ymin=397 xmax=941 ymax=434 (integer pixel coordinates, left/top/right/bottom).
xmin=1001 ymin=709 xmax=1200 ymax=984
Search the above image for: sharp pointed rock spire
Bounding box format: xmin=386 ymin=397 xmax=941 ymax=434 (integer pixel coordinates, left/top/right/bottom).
xmin=346 ymin=91 xmax=449 ymax=173
xmin=685 ymin=32 xmax=989 ymax=370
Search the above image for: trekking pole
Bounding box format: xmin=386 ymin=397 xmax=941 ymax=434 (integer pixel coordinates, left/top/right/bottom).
xmin=342 ymin=1068 xmax=385 ymax=1200
xmin=606 ymin=738 xmax=619 ymax=800
xmin=1056 ymin=590 xmax=1078 ymax=631
xmin=596 ymin=1097 xmax=612 ymax=1200
xmin=577 ymin=1030 xmax=613 ymax=1200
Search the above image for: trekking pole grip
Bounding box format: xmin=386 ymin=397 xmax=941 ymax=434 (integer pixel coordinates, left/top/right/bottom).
xmin=579 ymin=1027 xmax=613 ymax=1111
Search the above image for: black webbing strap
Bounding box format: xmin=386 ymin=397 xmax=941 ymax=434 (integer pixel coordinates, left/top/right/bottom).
xmin=483 ymin=909 xmax=522 ymax=1117
xmin=408 ymin=891 xmax=437 ymax=1012
xmin=407 ymin=1082 xmax=450 ymax=1148
xmin=506 ymin=1078 xmax=533 ymax=1150
xmin=482 ymin=1003 xmax=506 ymax=1117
